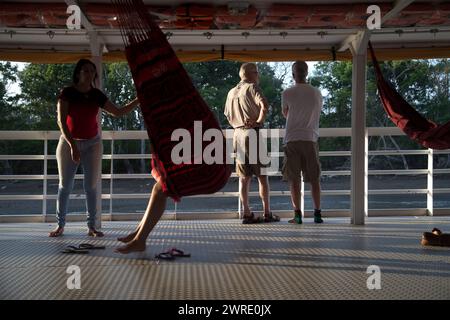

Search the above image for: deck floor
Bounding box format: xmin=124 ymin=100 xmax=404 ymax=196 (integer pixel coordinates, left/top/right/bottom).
xmin=1 ymin=217 xmax=450 ymax=300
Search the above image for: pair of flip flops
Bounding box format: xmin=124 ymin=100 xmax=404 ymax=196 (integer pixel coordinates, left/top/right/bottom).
xmin=61 ymin=243 xmax=106 ymax=254
xmin=154 ymin=247 xmax=191 ymax=260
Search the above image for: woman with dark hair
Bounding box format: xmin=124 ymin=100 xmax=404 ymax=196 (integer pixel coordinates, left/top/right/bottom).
xmin=49 ymin=59 xmax=139 ymax=237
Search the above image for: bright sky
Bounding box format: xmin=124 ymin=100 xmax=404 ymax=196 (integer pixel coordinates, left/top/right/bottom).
xmin=5 ymin=62 xmax=26 ymax=95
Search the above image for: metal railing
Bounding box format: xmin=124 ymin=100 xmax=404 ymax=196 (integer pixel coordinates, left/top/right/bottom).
xmin=0 ymin=127 xmax=449 ymax=222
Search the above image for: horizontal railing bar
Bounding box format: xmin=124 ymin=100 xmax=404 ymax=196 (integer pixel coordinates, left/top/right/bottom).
xmin=320 ymin=151 xmax=352 ymax=156
xmin=434 ymin=188 xmax=450 ymax=194
xmin=368 ymin=150 xmax=429 ymax=155
xmin=0 ymin=188 xmax=442 ymax=201
xmin=0 ymin=170 xmax=439 ymax=181
xmin=0 ymin=175 xmax=46 ymax=180
xmin=368 ymin=189 xmax=428 ymax=195
xmin=0 ymin=155 xmax=45 ymax=160
xmin=434 ymin=169 xmax=450 ymax=174
xmin=368 ymin=170 xmax=428 ymax=175
xmin=0 ymin=128 xmax=436 ymax=140
xmin=106 ymin=154 xmax=152 ymax=160
xmin=3 ymin=150 xmax=447 ymax=161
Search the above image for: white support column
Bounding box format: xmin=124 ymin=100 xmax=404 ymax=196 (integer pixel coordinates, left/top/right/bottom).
xmin=89 ymin=31 xmax=104 ymax=229
xmin=350 ymin=31 xmax=369 ymax=225
xmin=427 ymin=148 xmax=434 ymax=216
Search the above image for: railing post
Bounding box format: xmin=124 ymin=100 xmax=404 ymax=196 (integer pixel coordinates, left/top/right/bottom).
xmin=365 ymin=128 xmax=369 ymax=217
xmin=300 ymin=174 xmax=305 ymax=217
xmin=238 ymin=178 xmax=242 ymax=219
xmin=90 ymin=35 xmax=103 ymax=229
xmin=427 ymin=148 xmax=434 ymax=216
xmin=42 ymin=132 xmax=48 ymax=221
xmin=110 ymin=137 xmax=114 ymax=217
xmin=174 ymin=201 xmax=177 ymax=220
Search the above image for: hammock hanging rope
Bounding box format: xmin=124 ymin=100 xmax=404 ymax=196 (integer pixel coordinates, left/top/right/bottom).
xmin=368 ymin=41 xmax=450 ymax=150
xmin=112 ymin=0 xmax=231 ymax=201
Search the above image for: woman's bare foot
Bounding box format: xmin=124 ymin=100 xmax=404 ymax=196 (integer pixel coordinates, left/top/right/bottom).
xmin=117 ymin=230 xmax=139 ymax=243
xmin=87 ymin=228 xmax=104 ymax=237
xmin=115 ymin=240 xmax=146 ymax=254
xmin=49 ymin=226 xmax=64 ymax=237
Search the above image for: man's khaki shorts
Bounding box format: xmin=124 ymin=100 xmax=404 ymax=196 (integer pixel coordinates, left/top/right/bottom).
xmin=233 ymin=128 xmax=269 ymax=177
xmin=282 ymin=140 xmax=321 ymax=183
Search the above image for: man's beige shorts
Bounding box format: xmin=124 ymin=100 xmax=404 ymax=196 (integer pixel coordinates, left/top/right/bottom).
xmin=233 ymin=128 xmax=269 ymax=177
xmin=282 ymin=140 xmax=321 ymax=183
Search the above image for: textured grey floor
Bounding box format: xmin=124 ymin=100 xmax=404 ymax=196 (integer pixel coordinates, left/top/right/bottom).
xmin=1 ymin=217 xmax=450 ymax=300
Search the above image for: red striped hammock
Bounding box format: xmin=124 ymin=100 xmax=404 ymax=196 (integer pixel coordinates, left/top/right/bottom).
xmin=369 ymin=42 xmax=450 ymax=150
xmin=112 ymin=0 xmax=231 ymax=201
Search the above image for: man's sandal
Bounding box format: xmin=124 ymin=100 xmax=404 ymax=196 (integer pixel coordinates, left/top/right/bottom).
xmin=242 ymin=212 xmax=262 ymax=224
xmin=263 ymin=212 xmax=280 ymax=223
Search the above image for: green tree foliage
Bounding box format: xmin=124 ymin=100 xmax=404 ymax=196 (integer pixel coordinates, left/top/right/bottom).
xmin=1 ymin=58 xmax=449 ymax=174
xmin=183 ymin=61 xmax=284 ymax=128
xmin=19 ymin=64 xmax=73 ymax=130
xmin=0 ymin=62 xmax=21 ymax=174
xmin=184 ymin=60 xmax=241 ymax=127
xmin=311 ymin=59 xmax=450 ymax=170
xmin=0 ymin=62 xmax=21 ymax=130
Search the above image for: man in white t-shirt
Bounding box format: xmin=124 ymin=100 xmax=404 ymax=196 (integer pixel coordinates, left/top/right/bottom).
xmin=281 ymin=61 xmax=323 ymax=224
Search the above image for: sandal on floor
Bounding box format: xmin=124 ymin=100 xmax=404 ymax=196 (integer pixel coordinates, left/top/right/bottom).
xmin=78 ymin=243 xmax=105 ymax=250
xmin=242 ymin=212 xmax=261 ymax=224
xmin=154 ymin=252 xmax=175 ymax=260
xmin=263 ymin=212 xmax=280 ymax=223
xmin=61 ymin=246 xmax=89 ymax=254
xmin=169 ymin=247 xmax=191 ymax=257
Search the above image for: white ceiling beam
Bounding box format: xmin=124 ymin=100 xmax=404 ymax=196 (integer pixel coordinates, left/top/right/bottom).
xmin=338 ymin=0 xmax=415 ymax=52
xmin=381 ymin=0 xmax=415 ymax=25
xmin=64 ymin=0 xmax=109 ymax=53
xmin=348 ymin=30 xmax=370 ymax=56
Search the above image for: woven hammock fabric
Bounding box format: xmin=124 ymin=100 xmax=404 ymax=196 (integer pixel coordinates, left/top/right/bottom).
xmin=112 ymin=0 xmax=231 ymax=201
xmin=369 ymin=42 xmax=450 ymax=150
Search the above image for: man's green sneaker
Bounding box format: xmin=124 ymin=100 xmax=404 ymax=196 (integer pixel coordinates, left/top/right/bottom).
xmin=288 ymin=210 xmax=302 ymax=224
xmin=314 ymin=209 xmax=323 ymax=223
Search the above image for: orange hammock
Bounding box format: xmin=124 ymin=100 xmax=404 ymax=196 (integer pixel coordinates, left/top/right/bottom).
xmin=369 ymin=42 xmax=450 ymax=150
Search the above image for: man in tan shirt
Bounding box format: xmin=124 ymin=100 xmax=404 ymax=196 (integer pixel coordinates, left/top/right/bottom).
xmin=224 ymin=63 xmax=278 ymax=224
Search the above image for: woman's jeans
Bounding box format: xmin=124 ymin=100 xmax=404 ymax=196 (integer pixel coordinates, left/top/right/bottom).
xmin=56 ymin=135 xmax=102 ymax=229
